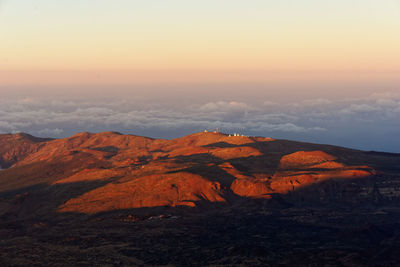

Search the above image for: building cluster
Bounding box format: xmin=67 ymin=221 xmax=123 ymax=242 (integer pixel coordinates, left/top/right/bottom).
xmin=203 ymin=129 xmax=247 ymax=137
xmin=229 ymin=133 xmax=246 ymax=137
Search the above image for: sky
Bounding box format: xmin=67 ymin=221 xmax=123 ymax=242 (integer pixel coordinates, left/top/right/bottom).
xmin=0 ymin=0 xmax=400 ymax=152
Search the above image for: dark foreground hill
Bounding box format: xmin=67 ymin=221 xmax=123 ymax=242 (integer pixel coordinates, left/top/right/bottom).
xmin=1 ymin=131 xmax=400 ymax=266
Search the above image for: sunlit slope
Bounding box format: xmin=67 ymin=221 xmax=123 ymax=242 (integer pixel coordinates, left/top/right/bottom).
xmin=1 ymin=131 xmax=399 ymax=215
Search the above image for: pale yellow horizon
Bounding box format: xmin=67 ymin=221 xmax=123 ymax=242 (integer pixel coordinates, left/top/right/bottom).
xmin=1 ymin=0 xmax=399 ymax=86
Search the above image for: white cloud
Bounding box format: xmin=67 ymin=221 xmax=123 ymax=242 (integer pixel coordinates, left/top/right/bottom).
xmin=339 ymin=104 xmax=380 ymax=114
xmin=199 ymin=101 xmax=252 ymax=112
xmin=298 ymin=98 xmax=332 ymax=107
xmin=0 ymin=92 xmax=397 ymax=146
xmin=263 ymin=100 xmax=278 ymax=107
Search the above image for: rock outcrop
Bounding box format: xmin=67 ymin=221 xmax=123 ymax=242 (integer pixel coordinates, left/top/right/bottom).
xmin=0 ymin=131 xmax=394 ymax=215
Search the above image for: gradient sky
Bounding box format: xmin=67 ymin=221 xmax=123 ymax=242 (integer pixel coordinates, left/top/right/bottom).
xmin=1 ymin=1 xmax=400 ymax=79
xmin=1 ymin=0 xmax=400 ymax=151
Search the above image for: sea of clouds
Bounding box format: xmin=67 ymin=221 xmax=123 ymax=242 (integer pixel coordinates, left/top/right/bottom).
xmin=0 ymin=91 xmax=399 ymax=152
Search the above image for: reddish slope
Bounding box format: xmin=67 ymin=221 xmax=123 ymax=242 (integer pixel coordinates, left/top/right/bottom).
xmin=59 ymin=172 xmax=224 ymax=214
xmin=0 ymin=131 xmax=378 ymax=214
xmin=0 ymin=133 xmax=49 ymax=168
xmin=230 ymin=150 xmax=374 ymax=198
xmin=279 ymin=151 xmax=337 ymax=169
xmin=16 ymin=131 xmax=156 ymax=166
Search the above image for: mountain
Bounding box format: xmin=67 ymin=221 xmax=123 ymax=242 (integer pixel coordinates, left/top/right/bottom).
xmin=1 ymin=131 xmax=400 ymax=266
xmin=0 ymin=133 xmax=51 ymax=169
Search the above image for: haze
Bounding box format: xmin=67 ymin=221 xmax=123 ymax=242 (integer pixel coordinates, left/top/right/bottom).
xmin=1 ymin=0 xmax=400 ymax=152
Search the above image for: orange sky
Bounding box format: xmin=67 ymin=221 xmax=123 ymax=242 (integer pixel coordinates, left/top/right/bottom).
xmin=0 ymin=0 xmax=399 ymax=86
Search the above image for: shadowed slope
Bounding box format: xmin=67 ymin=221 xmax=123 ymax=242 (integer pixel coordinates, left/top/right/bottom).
xmin=0 ymin=131 xmax=396 ymax=215
xmin=0 ymin=131 xmax=400 ymax=267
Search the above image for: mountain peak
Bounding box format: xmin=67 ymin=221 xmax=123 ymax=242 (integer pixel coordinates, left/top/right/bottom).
xmin=0 ymin=130 xmax=382 ymax=214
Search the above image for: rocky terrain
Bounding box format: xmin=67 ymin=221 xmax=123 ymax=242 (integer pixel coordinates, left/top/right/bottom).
xmin=1 ymin=131 xmax=400 ymax=266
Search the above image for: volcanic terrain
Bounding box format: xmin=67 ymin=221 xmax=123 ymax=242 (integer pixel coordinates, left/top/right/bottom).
xmin=1 ymin=131 xmax=400 ymax=266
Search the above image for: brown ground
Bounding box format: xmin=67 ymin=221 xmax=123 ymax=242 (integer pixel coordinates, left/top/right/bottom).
xmin=1 ymin=131 xmax=400 ymax=265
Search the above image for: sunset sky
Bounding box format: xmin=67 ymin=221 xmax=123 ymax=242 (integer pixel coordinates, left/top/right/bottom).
xmin=1 ymin=0 xmax=400 ymax=151
xmin=1 ymin=0 xmax=399 ymax=80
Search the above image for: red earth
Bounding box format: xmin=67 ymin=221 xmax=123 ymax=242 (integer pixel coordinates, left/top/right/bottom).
xmin=0 ymin=131 xmax=377 ymax=214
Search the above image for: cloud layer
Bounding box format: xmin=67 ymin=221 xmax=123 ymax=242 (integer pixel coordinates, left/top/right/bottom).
xmin=1 ymin=91 xmax=400 ymax=152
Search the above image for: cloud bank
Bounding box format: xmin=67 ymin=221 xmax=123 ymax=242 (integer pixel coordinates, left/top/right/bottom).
xmin=1 ymin=91 xmax=399 ymax=152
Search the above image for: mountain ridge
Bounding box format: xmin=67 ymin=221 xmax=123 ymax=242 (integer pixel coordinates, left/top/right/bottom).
xmin=1 ymin=130 xmax=397 ymax=215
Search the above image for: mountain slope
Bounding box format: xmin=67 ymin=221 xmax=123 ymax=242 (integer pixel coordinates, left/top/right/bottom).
xmin=1 ymin=131 xmax=400 ymax=266
xmin=0 ymin=133 xmax=51 ymax=168
xmin=1 ymin=131 xmax=398 ymax=216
